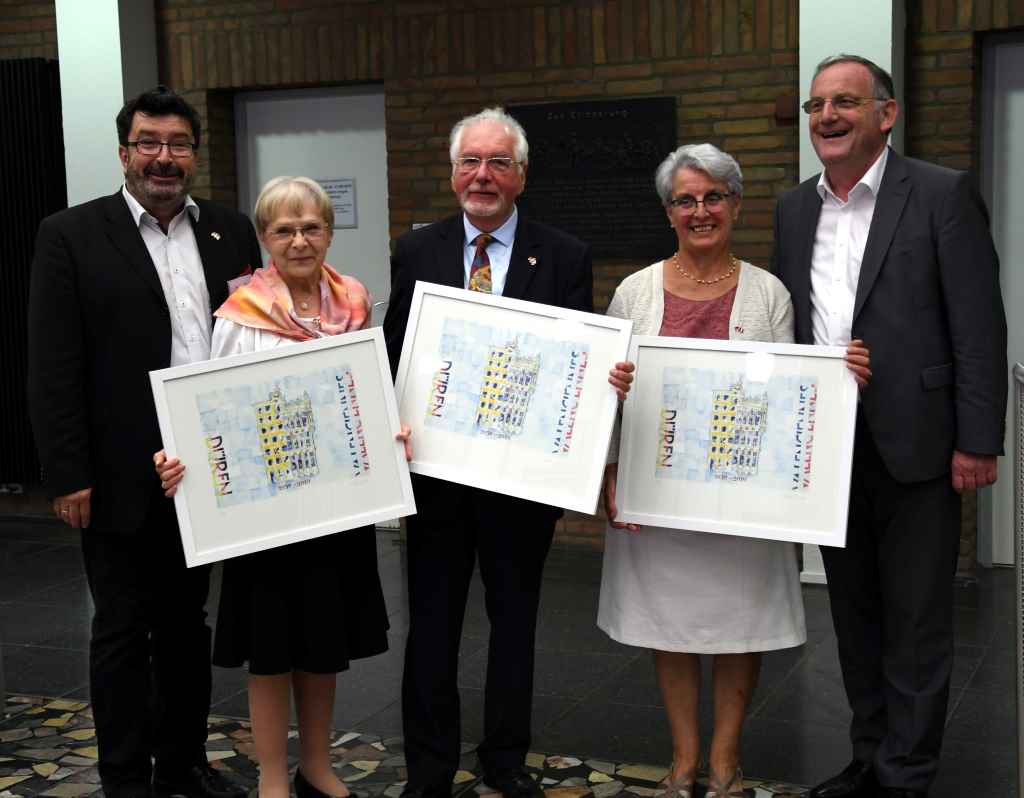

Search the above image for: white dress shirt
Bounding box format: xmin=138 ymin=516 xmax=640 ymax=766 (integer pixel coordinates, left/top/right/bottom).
xmin=809 ymin=147 xmax=889 ymax=346
xmin=462 ymin=205 xmax=518 ymax=296
xmin=122 ymin=186 xmax=212 ymax=366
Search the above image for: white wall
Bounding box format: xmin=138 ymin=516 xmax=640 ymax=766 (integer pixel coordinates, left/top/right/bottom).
xmin=798 ymin=1 xmax=905 ymax=181
xmin=235 ymin=87 xmax=392 ymax=320
xmin=55 ymin=0 xmax=157 ymax=207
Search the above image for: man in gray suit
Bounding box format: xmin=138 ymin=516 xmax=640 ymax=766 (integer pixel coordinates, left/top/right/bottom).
xmin=772 ymin=55 xmax=1006 ymax=798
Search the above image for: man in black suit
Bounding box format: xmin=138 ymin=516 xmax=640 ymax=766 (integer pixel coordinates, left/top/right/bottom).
xmin=772 ymin=56 xmax=1006 ymax=798
xmin=27 ymin=87 xmax=261 ymax=798
xmin=384 ymin=108 xmax=630 ymax=798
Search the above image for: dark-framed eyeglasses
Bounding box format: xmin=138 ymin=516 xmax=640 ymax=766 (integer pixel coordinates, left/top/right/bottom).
xmin=127 ymin=139 xmax=197 ymax=157
xmin=266 ymin=223 xmax=328 ymax=244
xmin=667 ymin=191 xmax=732 ymax=212
xmin=801 ymin=95 xmax=878 ymax=114
xmin=453 ymin=156 xmax=520 ymax=175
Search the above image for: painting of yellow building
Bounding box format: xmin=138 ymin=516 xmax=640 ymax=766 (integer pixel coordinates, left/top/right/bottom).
xmin=253 ymin=387 xmax=319 ymax=490
xmin=474 ymin=340 xmax=541 ymax=439
xmin=707 ymin=381 xmax=767 ymax=481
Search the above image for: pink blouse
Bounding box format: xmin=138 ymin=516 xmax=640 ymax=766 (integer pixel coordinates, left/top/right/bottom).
xmin=659 ymin=286 xmax=737 ymax=340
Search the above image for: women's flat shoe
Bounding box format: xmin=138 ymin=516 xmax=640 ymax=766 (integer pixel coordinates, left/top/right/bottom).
xmin=294 ymin=768 xmax=357 ymax=798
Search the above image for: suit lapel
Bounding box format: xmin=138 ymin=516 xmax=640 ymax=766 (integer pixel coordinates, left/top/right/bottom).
xmin=502 ymin=216 xmax=540 ymax=300
xmin=103 ymin=192 xmax=165 ymax=306
xmin=854 ymin=149 xmax=910 ymax=321
xmin=190 ymin=200 xmax=233 ymax=310
xmin=794 ymin=182 xmax=823 ymax=339
xmin=433 ymin=215 xmax=469 ymax=289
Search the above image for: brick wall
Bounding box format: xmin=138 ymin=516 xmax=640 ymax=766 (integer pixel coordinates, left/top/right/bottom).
xmin=907 ymin=0 xmax=1024 ymax=172
xmin=152 ymin=1 xmax=803 ymax=318
xmin=0 ymin=1 xmax=56 ymax=60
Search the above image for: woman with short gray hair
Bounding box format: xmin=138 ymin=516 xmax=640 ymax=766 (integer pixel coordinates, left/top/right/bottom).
xmin=597 ymin=143 xmax=870 ymax=798
xmin=156 ymin=175 xmax=411 ymax=798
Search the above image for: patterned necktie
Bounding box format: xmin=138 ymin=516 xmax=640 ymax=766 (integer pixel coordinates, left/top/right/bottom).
xmin=468 ymin=233 xmax=493 ymax=293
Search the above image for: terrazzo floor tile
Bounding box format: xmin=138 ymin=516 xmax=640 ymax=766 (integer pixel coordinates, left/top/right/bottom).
xmin=0 ymin=695 xmax=811 ymax=798
xmin=467 ymin=748 xmax=809 ymax=798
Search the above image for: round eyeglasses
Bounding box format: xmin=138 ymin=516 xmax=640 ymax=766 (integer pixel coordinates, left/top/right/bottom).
xmin=667 ymin=191 xmax=732 ymax=213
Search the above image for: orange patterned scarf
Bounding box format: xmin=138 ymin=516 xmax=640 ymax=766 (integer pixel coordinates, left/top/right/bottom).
xmin=215 ymin=261 xmax=370 ymax=340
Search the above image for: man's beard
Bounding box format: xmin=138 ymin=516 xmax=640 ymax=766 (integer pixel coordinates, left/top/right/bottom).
xmin=125 ymin=161 xmax=192 ymax=207
xmin=461 ymin=193 xmax=503 ymax=218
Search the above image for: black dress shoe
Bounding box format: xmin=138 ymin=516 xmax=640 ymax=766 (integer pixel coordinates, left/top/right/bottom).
xmin=485 ymin=769 xmax=544 ymax=798
xmin=104 ymin=784 xmax=153 ymax=798
xmin=808 ymin=760 xmax=877 ymax=798
xmin=153 ymin=764 xmax=246 ymax=798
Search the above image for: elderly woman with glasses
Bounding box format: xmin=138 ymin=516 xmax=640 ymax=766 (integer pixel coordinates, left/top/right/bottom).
xmin=156 ymin=176 xmax=410 ymax=798
xmin=598 ymin=144 xmax=869 ymax=798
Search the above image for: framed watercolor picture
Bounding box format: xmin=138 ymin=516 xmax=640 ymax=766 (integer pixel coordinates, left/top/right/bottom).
xmin=394 ymin=281 xmax=632 ymax=514
xmin=150 ymin=327 xmax=416 ymax=567
xmin=615 ymin=336 xmax=858 ymax=547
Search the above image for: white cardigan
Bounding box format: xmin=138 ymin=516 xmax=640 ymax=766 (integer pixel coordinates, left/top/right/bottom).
xmin=606 ymin=259 xmax=794 ymax=342
xmin=606 ymin=259 xmax=795 ymax=462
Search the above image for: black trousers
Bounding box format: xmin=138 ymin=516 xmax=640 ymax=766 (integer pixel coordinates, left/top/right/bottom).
xmin=80 ymin=493 xmax=213 ymax=798
xmin=401 ymin=488 xmax=556 ymax=790
xmin=821 ymin=415 xmax=960 ymax=792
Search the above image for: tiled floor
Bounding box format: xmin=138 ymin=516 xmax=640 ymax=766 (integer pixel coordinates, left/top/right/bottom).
xmin=0 ymin=514 xmax=1017 ymax=797
xmin=1 ymin=696 xmax=814 ymax=798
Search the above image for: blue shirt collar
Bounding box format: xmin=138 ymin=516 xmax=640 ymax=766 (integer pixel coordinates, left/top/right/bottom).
xmin=462 ymin=205 xmax=518 ymax=248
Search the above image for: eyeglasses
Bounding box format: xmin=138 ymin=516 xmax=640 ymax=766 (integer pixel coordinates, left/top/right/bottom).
xmin=801 ymin=95 xmax=878 ymax=114
xmin=452 ymin=156 xmax=520 ymax=175
xmin=667 ymin=191 xmax=732 ymax=212
xmin=266 ymin=224 xmax=328 ymax=244
xmin=127 ymin=139 xmax=197 ymax=157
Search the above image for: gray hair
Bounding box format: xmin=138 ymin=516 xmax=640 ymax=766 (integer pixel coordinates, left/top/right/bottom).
xmin=654 ymin=143 xmax=743 ymax=205
xmin=449 ymin=107 xmax=529 ymax=164
xmin=813 ymin=54 xmax=895 ymax=101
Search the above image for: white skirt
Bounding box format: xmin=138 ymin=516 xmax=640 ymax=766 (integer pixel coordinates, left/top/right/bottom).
xmin=597 ymin=524 xmax=806 ymax=654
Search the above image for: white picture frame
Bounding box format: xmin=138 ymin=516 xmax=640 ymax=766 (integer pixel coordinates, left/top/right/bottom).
xmin=150 ymin=328 xmax=416 ymax=567
xmin=616 ymin=336 xmax=857 ymax=547
xmin=395 ymin=281 xmax=632 ymax=514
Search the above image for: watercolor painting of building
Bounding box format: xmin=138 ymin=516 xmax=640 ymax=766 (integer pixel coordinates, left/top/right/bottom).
xmin=707 ymin=381 xmax=768 ymax=481
xmin=474 ymin=340 xmax=541 ymax=439
xmin=253 ymin=387 xmax=319 ymax=490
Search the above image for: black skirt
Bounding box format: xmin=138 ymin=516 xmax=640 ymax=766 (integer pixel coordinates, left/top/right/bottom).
xmin=212 ymin=524 xmax=390 ymax=675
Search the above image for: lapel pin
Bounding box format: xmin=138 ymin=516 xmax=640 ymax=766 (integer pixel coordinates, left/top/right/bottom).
xmin=527 ymin=256 xmax=537 ymax=266
xmin=211 ymin=232 xmax=221 ymax=241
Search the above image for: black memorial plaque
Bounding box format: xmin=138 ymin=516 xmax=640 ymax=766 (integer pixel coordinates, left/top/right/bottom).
xmin=509 ymin=98 xmax=677 ymax=260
